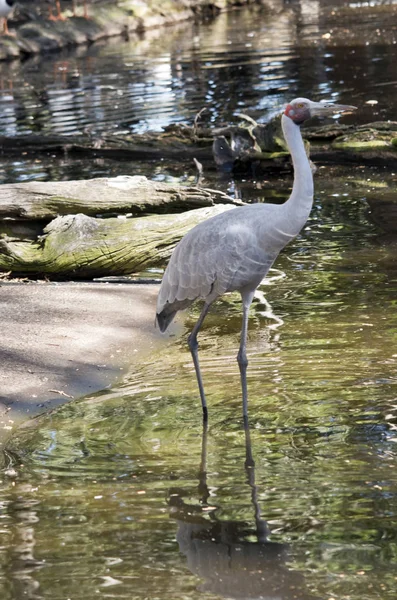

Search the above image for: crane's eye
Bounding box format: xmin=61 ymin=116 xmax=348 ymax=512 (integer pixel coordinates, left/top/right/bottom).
xmin=296 ymin=103 xmax=304 ymax=109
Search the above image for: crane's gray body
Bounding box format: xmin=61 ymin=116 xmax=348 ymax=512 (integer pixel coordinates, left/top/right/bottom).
xmin=155 ymin=98 xmax=355 ymax=419
xmin=156 ymin=201 xmax=306 ymax=332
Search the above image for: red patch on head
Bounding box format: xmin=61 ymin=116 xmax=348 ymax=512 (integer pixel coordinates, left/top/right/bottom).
xmin=284 ymin=103 xmax=293 ymax=117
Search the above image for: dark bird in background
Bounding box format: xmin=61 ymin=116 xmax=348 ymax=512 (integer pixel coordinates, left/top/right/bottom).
xmin=156 ymin=97 xmax=356 ymax=421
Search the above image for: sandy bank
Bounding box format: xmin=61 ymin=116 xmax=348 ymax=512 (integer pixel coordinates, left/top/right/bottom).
xmin=0 ymin=281 xmax=170 ymax=443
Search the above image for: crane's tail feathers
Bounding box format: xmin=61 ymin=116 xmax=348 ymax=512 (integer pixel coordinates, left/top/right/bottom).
xmin=156 ymin=297 xmax=196 ymax=332
xmin=156 ymin=309 xmax=177 ymax=333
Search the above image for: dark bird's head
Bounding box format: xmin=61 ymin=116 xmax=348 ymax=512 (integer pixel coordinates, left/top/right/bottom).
xmin=284 ymin=97 xmax=357 ymax=125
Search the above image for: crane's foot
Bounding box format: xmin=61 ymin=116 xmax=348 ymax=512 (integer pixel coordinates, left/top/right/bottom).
xmin=72 ymin=1 xmax=89 ymax=19
xmin=48 ymin=5 xmax=67 ymax=21
xmin=48 ymin=13 xmax=67 ymax=21
xmin=2 ymin=19 xmax=15 ymax=36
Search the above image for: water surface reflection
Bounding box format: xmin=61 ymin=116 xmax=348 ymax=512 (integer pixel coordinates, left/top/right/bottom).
xmin=1 ymin=2 xmax=397 ymax=599
xmin=2 ymin=0 xmax=397 ymax=186
xmin=171 ymin=424 xmax=320 ymax=600
xmin=1 ymin=176 xmax=396 ymax=598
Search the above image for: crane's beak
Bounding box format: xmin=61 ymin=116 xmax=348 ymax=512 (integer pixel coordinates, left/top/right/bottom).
xmin=309 ymin=101 xmax=357 ymax=117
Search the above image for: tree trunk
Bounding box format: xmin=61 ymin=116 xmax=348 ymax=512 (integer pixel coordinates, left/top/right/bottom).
xmin=0 ymin=205 xmax=235 ymax=278
xmin=0 ymin=175 xmax=240 ymax=221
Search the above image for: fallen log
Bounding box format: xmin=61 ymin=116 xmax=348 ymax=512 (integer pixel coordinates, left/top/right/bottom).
xmin=0 ymin=175 xmax=240 ymax=221
xmin=0 ymin=204 xmax=235 ymax=278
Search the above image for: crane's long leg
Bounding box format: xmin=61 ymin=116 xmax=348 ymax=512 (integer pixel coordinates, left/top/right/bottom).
xmin=198 ymin=420 xmax=210 ymax=502
xmin=49 ymin=1 xmax=67 ymax=20
xmin=187 ymin=302 xmax=212 ymax=421
xmin=237 ymin=291 xmax=255 ymax=419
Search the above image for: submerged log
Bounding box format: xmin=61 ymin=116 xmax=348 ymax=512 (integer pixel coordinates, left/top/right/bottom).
xmin=0 ymin=175 xmax=240 ymax=221
xmin=0 ymin=205 xmax=235 ymax=278
xmin=2 ymin=119 xmax=397 ymax=172
xmin=0 ymin=131 xmax=214 ymax=161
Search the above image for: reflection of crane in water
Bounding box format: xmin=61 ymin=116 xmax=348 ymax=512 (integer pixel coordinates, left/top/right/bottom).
xmin=157 ymin=98 xmax=356 ymax=421
xmin=169 ymin=424 xmax=320 ymax=600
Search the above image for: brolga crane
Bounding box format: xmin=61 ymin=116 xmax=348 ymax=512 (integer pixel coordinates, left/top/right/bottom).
xmin=156 ymin=98 xmax=356 ymax=422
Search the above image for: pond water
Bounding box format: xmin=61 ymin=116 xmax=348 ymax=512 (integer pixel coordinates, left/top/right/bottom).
xmin=1 ymin=1 xmax=397 ymax=599
xmin=2 ymin=168 xmax=397 ymax=599
xmin=1 ymin=0 xmax=397 ymax=184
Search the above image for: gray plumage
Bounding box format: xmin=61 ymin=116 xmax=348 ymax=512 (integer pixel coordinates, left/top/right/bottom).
xmin=156 ymin=97 xmax=356 ymax=421
xmin=157 ymin=203 xmax=298 ymax=330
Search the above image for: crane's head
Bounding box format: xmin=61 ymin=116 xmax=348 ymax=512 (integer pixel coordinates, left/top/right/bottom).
xmin=284 ymin=97 xmax=357 ymax=125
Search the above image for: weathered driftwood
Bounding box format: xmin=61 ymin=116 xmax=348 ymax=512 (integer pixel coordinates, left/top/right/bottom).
xmin=0 ymin=175 xmax=240 ymax=221
xmin=0 ymin=204 xmax=235 ymax=278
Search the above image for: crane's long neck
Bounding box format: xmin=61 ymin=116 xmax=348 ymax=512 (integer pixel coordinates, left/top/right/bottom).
xmin=281 ymin=113 xmax=314 ymax=228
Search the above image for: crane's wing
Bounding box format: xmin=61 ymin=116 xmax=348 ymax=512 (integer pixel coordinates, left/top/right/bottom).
xmin=156 ymin=207 xmax=278 ymax=329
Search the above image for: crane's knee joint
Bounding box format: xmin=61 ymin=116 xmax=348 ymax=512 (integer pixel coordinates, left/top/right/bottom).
xmin=237 ymin=350 xmax=248 ymax=368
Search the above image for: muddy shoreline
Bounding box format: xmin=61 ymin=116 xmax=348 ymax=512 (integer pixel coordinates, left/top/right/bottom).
xmin=0 ymin=281 xmax=179 ymax=447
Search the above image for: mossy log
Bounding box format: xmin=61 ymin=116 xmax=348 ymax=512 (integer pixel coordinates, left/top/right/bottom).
xmin=220 ymin=119 xmax=397 ymax=171
xmin=0 ymin=175 xmax=240 ymax=221
xmin=304 ymin=121 xmax=397 ymax=168
xmin=0 ymin=205 xmax=235 ymax=278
